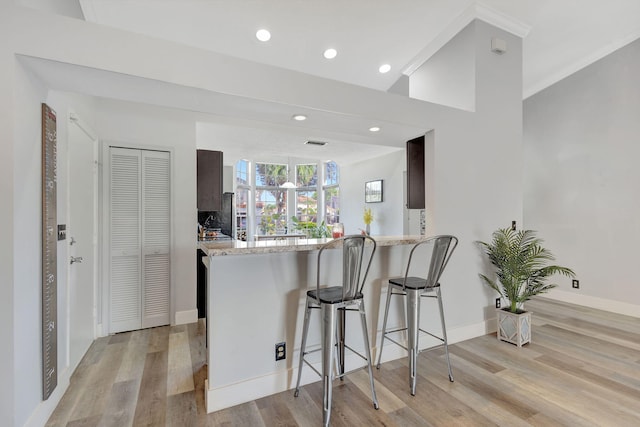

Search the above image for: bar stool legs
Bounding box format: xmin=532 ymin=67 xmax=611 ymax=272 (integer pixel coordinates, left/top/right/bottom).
xmin=337 ymin=308 xmax=345 ymax=380
xmin=376 ymin=285 xmax=394 ymax=369
xmin=294 ymin=299 xmax=311 ymax=398
xmin=376 ymin=235 xmax=458 ymax=395
xmin=359 ymin=303 xmax=379 ymax=410
xmin=376 ymin=285 xmax=454 ymax=396
xmin=295 ymin=298 xmax=378 ymax=427
xmin=406 ymin=289 xmax=420 ymax=396
xmin=436 ymin=287 xmax=454 ymax=383
xmin=321 ymin=304 xmax=336 ymax=427
xmin=294 ymin=235 xmax=379 ymax=426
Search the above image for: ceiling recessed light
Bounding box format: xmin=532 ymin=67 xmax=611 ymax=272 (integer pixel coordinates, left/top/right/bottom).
xmin=323 ymin=48 xmax=337 ymax=59
xmin=292 ymin=114 xmax=307 ymax=121
xmin=256 ymin=29 xmax=271 ymax=42
xmin=369 ymin=126 xmax=381 ymax=132
xmin=378 ymin=64 xmax=391 ymax=74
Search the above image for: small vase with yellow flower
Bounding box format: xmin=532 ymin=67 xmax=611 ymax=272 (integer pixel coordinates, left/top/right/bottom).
xmin=363 ymin=207 xmax=373 ymax=235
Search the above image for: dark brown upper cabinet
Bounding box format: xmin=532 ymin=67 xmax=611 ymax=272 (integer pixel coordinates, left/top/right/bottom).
xmin=406 ymin=135 xmax=425 ymax=209
xmin=197 ymin=149 xmax=223 ymax=211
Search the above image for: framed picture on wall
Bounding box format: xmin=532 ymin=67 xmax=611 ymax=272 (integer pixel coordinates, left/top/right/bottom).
xmin=365 ymin=179 xmax=383 ymax=203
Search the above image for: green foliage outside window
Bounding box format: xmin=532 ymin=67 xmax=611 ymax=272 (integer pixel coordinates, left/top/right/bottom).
xmin=255 ymin=163 xmax=288 ymax=235
xmin=290 ymin=216 xmax=330 ymax=238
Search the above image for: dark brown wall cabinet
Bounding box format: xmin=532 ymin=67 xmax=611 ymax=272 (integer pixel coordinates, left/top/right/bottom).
xmin=197 ymin=149 xmax=223 ymax=211
xmin=406 ymin=135 xmax=425 ymax=209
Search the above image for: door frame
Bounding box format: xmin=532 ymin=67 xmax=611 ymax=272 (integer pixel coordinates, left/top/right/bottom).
xmin=101 ymin=141 xmax=175 ymax=335
xmin=66 ymin=110 xmax=100 ymax=344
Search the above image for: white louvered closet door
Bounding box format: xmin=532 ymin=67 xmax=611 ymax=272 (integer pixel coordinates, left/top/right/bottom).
xmin=141 ymin=150 xmax=171 ymax=328
xmin=109 ymin=147 xmax=170 ymax=333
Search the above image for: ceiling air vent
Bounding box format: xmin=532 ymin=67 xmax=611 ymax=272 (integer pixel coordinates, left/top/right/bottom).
xmin=305 ymin=140 xmax=328 ymax=146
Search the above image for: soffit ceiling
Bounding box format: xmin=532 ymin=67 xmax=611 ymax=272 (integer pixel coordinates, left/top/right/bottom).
xmin=78 ymin=0 xmax=640 ymax=98
xmin=20 ymin=1 xmax=640 ymax=164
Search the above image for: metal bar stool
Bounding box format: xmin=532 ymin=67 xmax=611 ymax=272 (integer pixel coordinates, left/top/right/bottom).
xmin=376 ymin=235 xmax=458 ymax=395
xmin=294 ymin=235 xmax=379 ymax=427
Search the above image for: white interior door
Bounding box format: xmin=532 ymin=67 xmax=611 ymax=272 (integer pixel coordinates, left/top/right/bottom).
xmin=109 ymin=147 xmax=170 ymax=333
xmin=110 ymin=148 xmax=142 ymax=333
xmin=67 ymin=114 xmax=98 ymax=369
xmin=141 ymin=150 xmax=170 ymax=328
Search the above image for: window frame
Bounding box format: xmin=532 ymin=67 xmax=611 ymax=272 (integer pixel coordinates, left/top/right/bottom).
xmin=235 ymin=159 xmax=339 ymax=240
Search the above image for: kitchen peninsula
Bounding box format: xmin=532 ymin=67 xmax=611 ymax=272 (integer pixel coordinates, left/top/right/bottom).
xmin=199 ymin=235 xmax=433 ymax=413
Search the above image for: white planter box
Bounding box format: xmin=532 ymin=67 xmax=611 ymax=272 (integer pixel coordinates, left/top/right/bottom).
xmin=497 ymin=309 xmax=531 ymax=347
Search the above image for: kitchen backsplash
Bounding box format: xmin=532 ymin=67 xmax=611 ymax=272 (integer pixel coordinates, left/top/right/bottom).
xmin=198 ymin=192 xmax=234 ymax=237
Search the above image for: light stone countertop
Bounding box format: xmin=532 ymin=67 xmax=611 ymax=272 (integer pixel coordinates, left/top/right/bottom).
xmin=199 ymin=235 xmax=429 ymax=256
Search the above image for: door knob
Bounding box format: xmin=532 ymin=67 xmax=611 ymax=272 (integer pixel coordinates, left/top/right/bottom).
xmin=70 ymin=256 xmax=83 ymax=264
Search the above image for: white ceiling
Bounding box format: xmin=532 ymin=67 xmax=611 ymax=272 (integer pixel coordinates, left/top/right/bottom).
xmin=20 ymin=0 xmax=640 ymax=164
xmin=78 ymin=0 xmax=640 ymax=97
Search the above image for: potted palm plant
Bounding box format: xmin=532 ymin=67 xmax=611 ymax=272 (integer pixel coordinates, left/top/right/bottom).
xmin=477 ymin=227 xmax=575 ymax=346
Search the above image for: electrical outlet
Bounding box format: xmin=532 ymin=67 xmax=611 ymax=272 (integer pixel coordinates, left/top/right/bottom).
xmin=495 ymin=298 xmax=501 ymax=309
xmin=275 ymin=342 xmax=286 ymax=361
xmin=572 ymin=279 xmax=579 ymax=289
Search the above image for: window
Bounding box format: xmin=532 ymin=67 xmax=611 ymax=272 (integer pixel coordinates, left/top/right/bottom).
xmin=235 ymin=159 xmax=339 ymax=239
xmin=296 ymin=163 xmax=318 ymax=187
xmin=295 ymin=164 xmax=318 ymax=223
xmin=236 ymin=159 xmax=249 ymax=186
xmin=325 ymin=161 xmax=339 ymax=186
xmin=324 ymin=161 xmax=340 ymax=224
xmin=255 ymin=163 xmax=288 ymax=235
xmin=235 ymin=160 xmax=250 ymax=240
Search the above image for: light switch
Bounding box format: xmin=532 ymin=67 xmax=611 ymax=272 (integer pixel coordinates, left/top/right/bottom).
xmin=57 ymin=224 xmax=66 ymax=241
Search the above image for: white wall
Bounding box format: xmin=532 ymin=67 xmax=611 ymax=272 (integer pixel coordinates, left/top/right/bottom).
xmin=410 ymin=22 xmax=476 ymax=111
xmin=2 ymin=61 xmax=198 ymax=426
xmin=411 ymin=20 xmax=524 ymax=329
xmin=340 ymin=150 xmax=405 ymax=236
xmin=0 ymin=7 xmax=16 ymax=421
xmin=524 ymin=37 xmax=640 ymax=314
xmin=12 ymin=56 xmax=49 ymax=427
xmin=17 ymin=0 xmax=84 ymax=19
xmin=10 ymin=65 xmax=101 ymax=426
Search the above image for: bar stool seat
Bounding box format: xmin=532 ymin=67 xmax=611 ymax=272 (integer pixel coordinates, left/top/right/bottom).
xmin=389 ymin=276 xmax=434 ymax=289
xmin=294 ymin=235 xmax=379 ymax=427
xmin=376 ymin=235 xmax=458 ymax=396
xmin=307 ymin=287 xmax=363 ymax=303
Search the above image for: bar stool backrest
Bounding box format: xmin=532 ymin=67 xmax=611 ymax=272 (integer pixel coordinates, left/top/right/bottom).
xmin=404 ymin=235 xmax=458 ymax=289
xmin=317 ymin=235 xmax=377 ymax=300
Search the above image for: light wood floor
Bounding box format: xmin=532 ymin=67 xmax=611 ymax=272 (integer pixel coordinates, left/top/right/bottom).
xmin=46 ymin=298 xmax=640 ymax=426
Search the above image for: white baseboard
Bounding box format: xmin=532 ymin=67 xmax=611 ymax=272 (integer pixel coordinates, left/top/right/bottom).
xmin=206 ymin=350 xmax=372 ymax=413
xmin=206 ymin=369 xmax=301 ymax=413
xmin=448 ymin=318 xmax=496 ymax=342
xmin=23 ymin=367 xmax=71 ymax=427
xmin=542 ymin=290 xmax=640 ymax=318
xmin=175 ymin=309 xmax=198 ymax=325
xmin=205 ymin=318 xmax=491 ymax=413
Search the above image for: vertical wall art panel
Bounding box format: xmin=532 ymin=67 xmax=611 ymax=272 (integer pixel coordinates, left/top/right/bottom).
xmin=41 ymin=103 xmax=58 ymax=400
